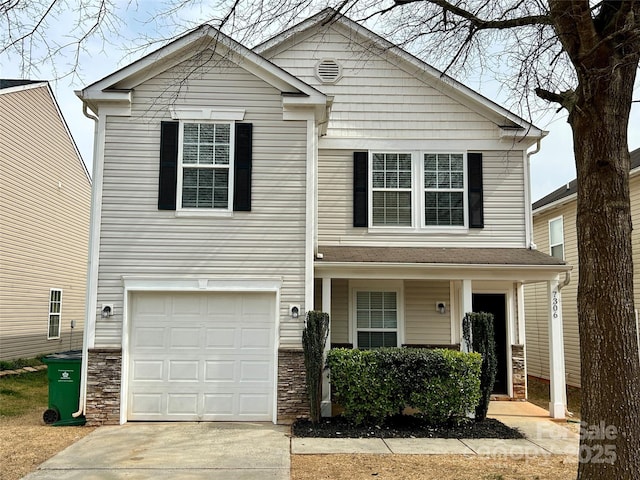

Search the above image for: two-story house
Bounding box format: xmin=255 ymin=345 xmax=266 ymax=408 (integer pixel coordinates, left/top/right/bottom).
xmin=75 ymin=10 xmax=570 ymax=426
xmin=0 ymin=80 xmax=91 ymax=360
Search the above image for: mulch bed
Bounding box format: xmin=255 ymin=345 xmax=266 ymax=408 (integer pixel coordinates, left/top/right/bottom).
xmin=292 ymin=415 xmax=524 ymax=439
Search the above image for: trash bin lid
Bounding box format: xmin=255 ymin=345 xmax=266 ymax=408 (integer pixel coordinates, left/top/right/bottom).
xmin=43 ymin=350 xmax=83 ymax=362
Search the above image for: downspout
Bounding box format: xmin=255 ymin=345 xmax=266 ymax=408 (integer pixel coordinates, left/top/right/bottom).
xmin=525 ymin=139 xmax=541 ymax=250
xmin=73 ymin=102 xmax=99 ymax=418
xmin=557 ymin=271 xmax=571 ymax=291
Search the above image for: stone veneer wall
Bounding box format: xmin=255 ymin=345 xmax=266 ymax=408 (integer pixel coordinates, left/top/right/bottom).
xmin=85 ymin=348 xmax=122 ymax=426
xmin=277 ymin=348 xmax=308 ymax=422
xmin=512 ymin=344 xmax=526 ymax=399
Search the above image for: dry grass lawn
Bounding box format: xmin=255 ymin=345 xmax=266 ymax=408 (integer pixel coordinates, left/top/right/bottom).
xmin=292 ymin=454 xmax=578 ymax=480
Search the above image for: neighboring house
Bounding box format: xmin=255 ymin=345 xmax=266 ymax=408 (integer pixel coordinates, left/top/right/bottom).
xmin=524 ymin=147 xmax=640 ymax=389
xmin=75 ymin=10 xmax=571 ymax=426
xmin=0 ymin=80 xmax=91 ymax=360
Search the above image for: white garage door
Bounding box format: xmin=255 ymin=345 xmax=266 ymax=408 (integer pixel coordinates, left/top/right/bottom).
xmin=128 ymin=291 xmax=276 ymax=421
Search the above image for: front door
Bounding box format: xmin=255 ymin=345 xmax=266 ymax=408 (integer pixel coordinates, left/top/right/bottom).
xmin=472 ymin=293 xmax=508 ymax=395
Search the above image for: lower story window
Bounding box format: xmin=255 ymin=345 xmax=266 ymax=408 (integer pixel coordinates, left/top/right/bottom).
xmin=48 ymin=289 xmax=62 ymax=339
xmin=356 ymin=291 xmax=398 ymax=349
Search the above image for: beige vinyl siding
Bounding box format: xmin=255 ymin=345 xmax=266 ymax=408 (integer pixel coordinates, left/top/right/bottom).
xmin=0 ymin=85 xmax=91 ymax=360
xmin=525 ymin=201 xmax=580 ymax=387
xmin=404 ymin=281 xmax=451 ymax=345
xmin=94 ymin=54 xmax=308 ymax=348
xmin=317 ymin=149 xmax=526 ymax=247
xmin=263 ymin=24 xmax=500 ymax=140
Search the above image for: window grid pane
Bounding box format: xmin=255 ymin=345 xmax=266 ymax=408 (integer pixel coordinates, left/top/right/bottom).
xmin=356 ymin=291 xmax=398 ymax=349
xmin=48 ymin=290 xmax=62 ymax=339
xmin=372 ymin=153 xmax=412 ymax=226
xmin=424 ymin=153 xmax=464 ymax=226
xmin=181 ymin=122 xmax=231 ymax=209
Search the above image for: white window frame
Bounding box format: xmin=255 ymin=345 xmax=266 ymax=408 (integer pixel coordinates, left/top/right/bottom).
xmin=369 ymin=151 xmax=414 ymax=228
xmin=367 ymin=151 xmax=468 ymax=232
xmin=48 ymin=288 xmax=62 ymax=340
xmin=176 ymin=120 xmax=235 ymax=214
xmin=420 ymin=152 xmax=468 ymax=229
xmin=350 ymin=280 xmax=404 ymax=349
xmin=549 ymin=216 xmax=564 ymax=260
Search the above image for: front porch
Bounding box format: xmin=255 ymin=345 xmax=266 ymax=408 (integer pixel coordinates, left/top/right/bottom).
xmin=313 ymin=246 xmax=571 ymax=419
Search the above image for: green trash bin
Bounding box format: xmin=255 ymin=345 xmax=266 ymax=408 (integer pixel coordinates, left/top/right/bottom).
xmin=42 ymin=350 xmax=85 ymax=426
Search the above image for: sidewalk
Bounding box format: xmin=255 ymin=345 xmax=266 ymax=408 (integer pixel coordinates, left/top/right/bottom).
xmin=292 ymin=402 xmax=579 ymax=456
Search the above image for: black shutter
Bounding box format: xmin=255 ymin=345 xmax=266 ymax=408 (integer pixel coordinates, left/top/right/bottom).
xmin=353 ymin=151 xmax=368 ymax=227
xmin=233 ymin=123 xmax=253 ymax=211
xmin=158 ymin=121 xmax=179 ymax=210
xmin=468 ymin=152 xmax=484 ymax=228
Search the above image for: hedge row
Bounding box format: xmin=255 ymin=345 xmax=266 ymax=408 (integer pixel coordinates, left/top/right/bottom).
xmin=326 ymin=348 xmax=482 ymax=425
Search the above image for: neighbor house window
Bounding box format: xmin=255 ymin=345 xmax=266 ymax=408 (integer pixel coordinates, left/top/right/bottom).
xmin=424 ymin=153 xmax=465 ymax=226
xmin=48 ymin=289 xmax=62 ymax=339
xmin=355 ymin=291 xmax=398 ymax=348
xmin=180 ymin=122 xmax=233 ymax=209
xmin=549 ymin=216 xmax=564 ymax=259
xmin=371 ymin=153 xmax=412 ymax=226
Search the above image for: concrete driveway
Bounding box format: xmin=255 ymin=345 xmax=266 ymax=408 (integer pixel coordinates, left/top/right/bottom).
xmin=22 ymin=422 xmax=291 ymax=479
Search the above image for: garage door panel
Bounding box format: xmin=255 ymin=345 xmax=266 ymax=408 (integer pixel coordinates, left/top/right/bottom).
xmin=204 ymin=360 xmax=235 ymax=381
xmin=168 ymin=360 xmax=199 ymax=381
xmin=129 ymin=292 xmax=275 ymax=421
xmin=170 ymin=327 xmax=201 ymax=348
xmin=132 ymin=361 xmax=164 ymax=381
xmin=168 ymin=394 xmax=199 ymax=415
xmin=134 ymin=327 xmax=165 ymax=348
xmin=205 ymin=328 xmax=236 ymax=348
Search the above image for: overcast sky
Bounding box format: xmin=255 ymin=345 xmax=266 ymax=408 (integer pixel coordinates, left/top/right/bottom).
xmin=2 ymin=4 xmax=639 ymax=202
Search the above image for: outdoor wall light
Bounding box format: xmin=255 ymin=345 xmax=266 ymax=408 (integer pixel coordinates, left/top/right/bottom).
xmin=290 ymin=305 xmax=300 ymax=319
xmin=436 ymin=302 xmax=446 ymax=315
xmin=101 ymin=304 xmax=114 ymax=318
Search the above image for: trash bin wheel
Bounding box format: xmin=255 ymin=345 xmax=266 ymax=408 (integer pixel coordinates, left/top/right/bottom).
xmin=43 ymin=408 xmax=60 ymax=425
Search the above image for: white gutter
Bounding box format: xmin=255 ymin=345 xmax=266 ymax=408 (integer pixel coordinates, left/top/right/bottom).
xmin=526 ymin=140 xmax=541 ymax=249
xmin=73 ymin=102 xmax=101 ymax=419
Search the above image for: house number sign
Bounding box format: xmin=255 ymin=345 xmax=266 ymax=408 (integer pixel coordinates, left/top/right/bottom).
xmin=552 ymin=289 xmax=559 ymax=319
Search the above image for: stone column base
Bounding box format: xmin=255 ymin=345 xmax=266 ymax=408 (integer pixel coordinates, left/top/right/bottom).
xmin=85 ymin=348 xmax=122 ymax=426
xmin=277 ymin=349 xmax=308 ymax=423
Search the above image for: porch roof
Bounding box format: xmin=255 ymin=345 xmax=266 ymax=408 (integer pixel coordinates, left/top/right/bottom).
xmin=315 ymin=246 xmax=570 ymax=282
xmin=317 ymin=246 xmax=566 ymax=266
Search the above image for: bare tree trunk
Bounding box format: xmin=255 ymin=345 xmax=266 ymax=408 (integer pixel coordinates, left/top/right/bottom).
xmin=571 ymin=60 xmax=640 ymax=479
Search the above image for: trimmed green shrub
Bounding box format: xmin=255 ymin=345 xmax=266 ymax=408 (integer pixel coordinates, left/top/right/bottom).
xmin=302 ymin=311 xmax=330 ymax=423
xmin=326 ymin=348 xmax=482 ymax=425
xmin=463 ymin=312 xmax=498 ymax=421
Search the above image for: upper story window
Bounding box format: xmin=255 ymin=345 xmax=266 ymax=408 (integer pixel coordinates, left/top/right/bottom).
xmin=424 ymin=153 xmax=465 ymax=226
xmin=371 ymin=153 xmax=412 ymax=226
xmin=178 ymin=122 xmax=234 ymax=210
xmin=48 ymin=289 xmax=62 ymax=339
xmin=365 ymin=151 xmax=469 ymax=230
xmin=549 ymin=216 xmax=564 ymax=259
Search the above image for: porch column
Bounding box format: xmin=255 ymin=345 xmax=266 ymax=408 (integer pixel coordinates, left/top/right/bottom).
xmin=321 ymin=277 xmax=332 ymax=417
xmin=461 ymin=280 xmax=473 ymax=352
xmin=548 ymin=276 xmax=567 ymax=419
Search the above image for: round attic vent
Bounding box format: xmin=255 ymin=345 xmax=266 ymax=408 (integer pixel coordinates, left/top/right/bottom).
xmin=315 ymin=59 xmax=342 ymax=84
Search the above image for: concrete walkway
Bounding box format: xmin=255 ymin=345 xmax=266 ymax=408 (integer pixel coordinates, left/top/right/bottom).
xmin=292 ymin=402 xmax=579 ymax=457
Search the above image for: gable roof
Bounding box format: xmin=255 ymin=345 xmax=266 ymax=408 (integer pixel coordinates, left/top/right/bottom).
xmin=533 ymin=147 xmax=640 ymax=213
xmin=0 ymin=79 xmax=45 ymax=90
xmin=77 ymin=25 xmax=326 ymax=114
xmin=255 ymin=9 xmax=546 ymax=142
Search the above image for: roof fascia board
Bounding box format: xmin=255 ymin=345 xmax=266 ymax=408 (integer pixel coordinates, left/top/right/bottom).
xmin=0 ymin=81 xmax=49 ymax=96
xmin=533 ymin=193 xmax=577 ymax=216
xmin=257 ymin=11 xmax=544 ymax=140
